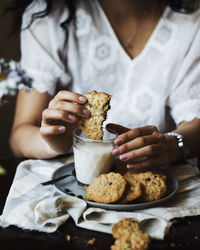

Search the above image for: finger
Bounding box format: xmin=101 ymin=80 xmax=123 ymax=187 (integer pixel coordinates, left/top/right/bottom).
xmin=126 ymin=155 xmax=165 ymax=170
xmin=113 ymin=134 xmax=161 ymax=155
xmin=42 ymin=109 xmax=78 ymax=124
xmin=56 ymin=101 xmax=90 ymax=118
xmin=119 ymin=144 xmax=161 ymax=161
xmin=114 ymin=125 xmax=159 ymax=146
xmin=40 ymin=125 xmax=66 ymax=136
xmin=53 ymin=90 xmax=87 ymax=104
xmin=106 ymin=123 xmax=130 ymax=135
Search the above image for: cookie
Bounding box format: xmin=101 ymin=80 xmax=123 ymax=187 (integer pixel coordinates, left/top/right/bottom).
xmin=111 ymin=230 xmax=151 ymax=250
xmin=112 ymin=218 xmax=140 ymax=239
xmin=86 ymin=172 xmax=127 ymax=203
xmin=119 ymin=175 xmax=143 ymax=204
xmin=79 ymin=90 xmax=111 ymax=140
xmin=111 ymin=218 xmax=151 ymax=250
xmin=124 ymin=171 xmax=167 ymax=202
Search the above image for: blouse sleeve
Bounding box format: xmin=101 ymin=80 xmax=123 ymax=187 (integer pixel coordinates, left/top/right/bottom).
xmin=167 ymin=21 xmax=200 ymax=124
xmin=20 ymin=0 xmax=71 ymax=95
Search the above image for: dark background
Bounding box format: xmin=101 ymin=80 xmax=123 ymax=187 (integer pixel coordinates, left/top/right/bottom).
xmin=0 ymin=0 xmax=21 ymax=159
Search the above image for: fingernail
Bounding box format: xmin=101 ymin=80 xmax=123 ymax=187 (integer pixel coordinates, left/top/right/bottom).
xmin=112 ymin=148 xmax=120 ymax=155
xmin=127 ymin=164 xmax=139 ymax=170
xmin=79 ymin=96 xmax=86 ymax=102
xmin=58 ymin=126 xmax=65 ymax=132
xmin=120 ymin=153 xmax=129 ymax=161
xmin=82 ymin=109 xmax=90 ymax=116
xmin=115 ymin=138 xmax=123 ymax=145
xmin=68 ymin=115 xmax=76 ymax=121
xmin=127 ymin=164 xmax=133 ymax=169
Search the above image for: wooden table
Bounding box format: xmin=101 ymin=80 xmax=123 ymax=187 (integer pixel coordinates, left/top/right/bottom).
xmin=0 ymin=158 xmax=200 ymax=250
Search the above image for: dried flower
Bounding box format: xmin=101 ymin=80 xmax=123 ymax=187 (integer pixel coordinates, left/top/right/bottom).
xmin=0 ymin=58 xmax=33 ymax=106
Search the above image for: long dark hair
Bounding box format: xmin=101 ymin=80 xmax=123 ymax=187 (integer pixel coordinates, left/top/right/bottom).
xmin=7 ymin=0 xmax=76 ymax=29
xmin=9 ymin=0 xmax=200 ymax=28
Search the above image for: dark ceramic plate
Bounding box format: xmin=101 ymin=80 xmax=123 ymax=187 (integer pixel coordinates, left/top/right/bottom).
xmin=53 ymin=163 xmax=178 ymax=211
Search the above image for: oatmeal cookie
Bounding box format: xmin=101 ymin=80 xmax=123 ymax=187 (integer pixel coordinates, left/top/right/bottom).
xmin=124 ymin=171 xmax=167 ymax=202
xmin=111 ymin=230 xmax=151 ymax=250
xmin=112 ymin=218 xmax=140 ymax=239
xmin=111 ymin=218 xmax=151 ymax=250
xmin=119 ymin=175 xmax=143 ymax=204
xmin=86 ymin=172 xmax=126 ymax=203
xmin=79 ymin=90 xmax=112 ymax=140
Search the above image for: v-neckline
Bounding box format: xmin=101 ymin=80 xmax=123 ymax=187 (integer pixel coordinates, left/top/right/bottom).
xmin=94 ymin=0 xmax=170 ymax=64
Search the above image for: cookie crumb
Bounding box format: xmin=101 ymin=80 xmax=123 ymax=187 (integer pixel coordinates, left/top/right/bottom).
xmin=87 ymin=238 xmax=96 ymax=245
xmin=65 ymin=235 xmax=71 ymax=241
xmin=170 ymin=243 xmax=176 ymax=247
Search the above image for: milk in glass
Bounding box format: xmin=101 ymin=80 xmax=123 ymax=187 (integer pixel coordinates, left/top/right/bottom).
xmin=73 ymin=129 xmax=116 ymax=185
xmin=73 ymin=141 xmax=114 ymax=184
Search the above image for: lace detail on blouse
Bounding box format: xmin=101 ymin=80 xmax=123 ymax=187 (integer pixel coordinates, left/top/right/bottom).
xmin=21 ymin=0 xmax=200 ymax=131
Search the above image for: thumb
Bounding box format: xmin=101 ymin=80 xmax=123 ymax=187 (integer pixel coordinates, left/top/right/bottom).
xmin=106 ymin=123 xmax=130 ymax=135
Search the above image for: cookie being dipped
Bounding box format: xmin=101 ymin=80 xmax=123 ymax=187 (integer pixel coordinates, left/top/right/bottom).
xmin=79 ymin=90 xmax=112 ymax=140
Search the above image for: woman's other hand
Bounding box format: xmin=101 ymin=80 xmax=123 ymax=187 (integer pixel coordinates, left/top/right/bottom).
xmin=106 ymin=123 xmax=169 ymax=170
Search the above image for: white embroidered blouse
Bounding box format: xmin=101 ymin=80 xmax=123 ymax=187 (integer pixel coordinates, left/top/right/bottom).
xmin=21 ymin=0 xmax=200 ymax=133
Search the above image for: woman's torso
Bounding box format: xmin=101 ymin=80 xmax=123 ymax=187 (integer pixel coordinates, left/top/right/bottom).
xmin=22 ymin=0 xmax=200 ymax=132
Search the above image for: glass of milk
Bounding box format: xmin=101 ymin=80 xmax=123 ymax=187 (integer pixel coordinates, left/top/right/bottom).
xmin=73 ymin=128 xmax=117 ymax=185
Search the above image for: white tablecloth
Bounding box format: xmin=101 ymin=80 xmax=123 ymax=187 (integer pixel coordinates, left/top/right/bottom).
xmin=1 ymin=156 xmax=200 ymax=239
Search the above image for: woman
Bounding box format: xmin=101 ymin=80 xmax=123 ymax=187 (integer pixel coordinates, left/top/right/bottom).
xmin=10 ymin=0 xmax=200 ymax=169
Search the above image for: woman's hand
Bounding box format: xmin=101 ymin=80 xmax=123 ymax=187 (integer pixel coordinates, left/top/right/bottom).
xmin=40 ymin=90 xmax=90 ymax=154
xmin=106 ymin=123 xmax=169 ymax=170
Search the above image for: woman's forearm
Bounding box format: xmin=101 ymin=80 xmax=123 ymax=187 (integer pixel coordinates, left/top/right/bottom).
xmin=10 ymin=124 xmax=64 ymax=159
